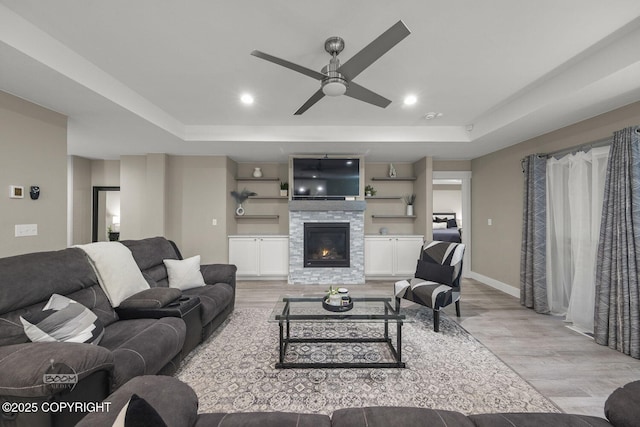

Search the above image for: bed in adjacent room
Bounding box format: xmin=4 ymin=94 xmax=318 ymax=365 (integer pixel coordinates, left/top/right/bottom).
xmin=433 ymin=212 xmax=462 ymax=243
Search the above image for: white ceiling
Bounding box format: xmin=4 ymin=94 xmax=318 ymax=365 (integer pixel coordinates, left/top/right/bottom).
xmin=1 ymin=1 xmax=640 ymax=162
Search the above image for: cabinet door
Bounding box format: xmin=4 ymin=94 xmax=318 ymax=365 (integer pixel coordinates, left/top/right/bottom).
xmin=229 ymin=238 xmax=259 ymax=276
xmin=365 ymin=237 xmax=394 ymax=275
xmin=258 ymin=237 xmax=289 ymax=276
xmin=394 ymin=237 xmax=424 ymax=276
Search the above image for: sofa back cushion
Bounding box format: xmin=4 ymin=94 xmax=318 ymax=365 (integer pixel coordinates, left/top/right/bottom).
xmin=121 ymin=237 xmax=181 ymax=288
xmin=0 ymin=248 xmax=118 ymax=345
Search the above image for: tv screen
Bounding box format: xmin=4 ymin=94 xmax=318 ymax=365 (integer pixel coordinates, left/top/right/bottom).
xmin=293 ymin=158 xmax=360 ymax=199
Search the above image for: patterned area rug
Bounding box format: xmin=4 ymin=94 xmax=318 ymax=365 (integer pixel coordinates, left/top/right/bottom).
xmin=176 ymin=307 xmax=560 ymax=415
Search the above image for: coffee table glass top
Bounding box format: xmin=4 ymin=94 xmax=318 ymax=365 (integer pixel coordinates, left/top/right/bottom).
xmin=269 ymin=294 xmax=413 ymax=323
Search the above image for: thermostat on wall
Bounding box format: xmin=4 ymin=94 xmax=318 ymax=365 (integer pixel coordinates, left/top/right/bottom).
xmin=9 ymin=186 xmax=24 ymax=199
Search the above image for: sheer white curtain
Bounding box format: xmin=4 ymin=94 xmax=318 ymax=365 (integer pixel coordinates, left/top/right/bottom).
xmin=546 ymin=146 xmax=610 ymax=333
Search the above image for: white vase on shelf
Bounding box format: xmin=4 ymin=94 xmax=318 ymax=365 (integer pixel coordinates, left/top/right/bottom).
xmin=406 ymin=205 xmax=414 ymax=216
xmin=252 ymin=167 xmax=263 ymax=178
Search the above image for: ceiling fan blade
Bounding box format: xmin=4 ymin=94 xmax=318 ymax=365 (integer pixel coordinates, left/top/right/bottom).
xmin=344 ymin=82 xmax=391 ymax=108
xmin=251 ymin=50 xmax=325 ymax=80
xmin=338 ymin=20 xmax=411 ymax=81
xmin=294 ymin=89 xmax=325 ymax=115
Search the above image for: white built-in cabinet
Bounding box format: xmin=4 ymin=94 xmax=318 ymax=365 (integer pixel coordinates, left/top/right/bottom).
xmin=364 ymin=235 xmax=424 ymax=277
xmin=228 ymin=236 xmax=289 ymax=277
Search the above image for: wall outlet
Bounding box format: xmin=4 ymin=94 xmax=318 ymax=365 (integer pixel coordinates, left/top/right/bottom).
xmin=211 ymin=218 xmax=217 ymax=226
xmin=487 ymin=218 xmax=493 ymax=226
xmin=15 ymin=224 xmax=38 ymax=237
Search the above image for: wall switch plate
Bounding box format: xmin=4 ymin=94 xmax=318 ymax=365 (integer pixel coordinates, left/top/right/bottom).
xmin=15 ymin=224 xmax=37 ymax=237
xmin=212 ymin=218 xmax=217 ymax=226
xmin=487 ymin=218 xmax=493 ymax=226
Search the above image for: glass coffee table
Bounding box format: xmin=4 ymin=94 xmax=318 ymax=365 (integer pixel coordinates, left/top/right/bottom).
xmin=269 ymin=294 xmax=410 ymax=369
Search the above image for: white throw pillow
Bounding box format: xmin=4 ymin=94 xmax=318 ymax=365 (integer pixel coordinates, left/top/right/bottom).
xmin=433 ymin=222 xmax=448 ymax=229
xmin=164 ymin=256 xmax=206 ymax=291
xmin=76 ymin=242 xmax=150 ymax=307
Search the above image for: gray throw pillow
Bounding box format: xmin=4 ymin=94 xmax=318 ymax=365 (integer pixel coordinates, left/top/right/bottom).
xmin=19 ymin=294 xmax=104 ymax=345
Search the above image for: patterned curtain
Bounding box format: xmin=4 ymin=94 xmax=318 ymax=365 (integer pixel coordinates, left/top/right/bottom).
xmin=595 ymin=126 xmax=640 ymax=358
xmin=520 ymin=154 xmax=549 ymax=313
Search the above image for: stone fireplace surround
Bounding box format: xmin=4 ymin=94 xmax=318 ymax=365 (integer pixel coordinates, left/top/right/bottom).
xmin=289 ymin=200 xmax=366 ymax=285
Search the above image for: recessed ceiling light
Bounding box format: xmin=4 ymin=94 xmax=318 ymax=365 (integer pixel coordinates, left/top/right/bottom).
xmin=424 ymin=112 xmax=443 ymax=120
xmin=240 ymin=93 xmax=254 ymax=105
xmin=403 ymin=95 xmax=417 ymax=106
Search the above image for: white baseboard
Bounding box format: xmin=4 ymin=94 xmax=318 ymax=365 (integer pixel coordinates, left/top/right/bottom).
xmin=468 ymin=271 xmax=520 ymax=298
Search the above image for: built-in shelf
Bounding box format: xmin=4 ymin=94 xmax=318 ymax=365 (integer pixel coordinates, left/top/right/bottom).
xmin=235 ymin=215 xmax=280 ymax=219
xmin=248 ymin=196 xmax=288 ymax=200
xmin=371 ymin=177 xmax=417 ymax=181
xmin=365 ymin=196 xmax=403 ymax=200
xmin=371 ymin=215 xmax=417 ymax=219
xmin=235 ymin=177 xmax=281 ymax=181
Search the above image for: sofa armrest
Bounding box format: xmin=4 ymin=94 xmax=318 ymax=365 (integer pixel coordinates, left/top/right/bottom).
xmin=200 ymin=263 xmax=237 ymax=289
xmin=0 ymin=343 xmax=114 ymax=398
xmin=76 ymin=375 xmax=198 ymax=427
xmin=118 ymin=287 xmax=182 ymax=309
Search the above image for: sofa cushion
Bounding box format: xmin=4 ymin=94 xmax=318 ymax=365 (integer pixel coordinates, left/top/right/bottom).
xmin=77 ymin=375 xmax=198 ymax=427
xmin=100 ymin=317 xmax=186 ymax=389
xmin=164 ymin=256 xmax=206 ymax=291
xmin=121 ymin=237 xmax=180 ymax=287
xmin=20 ymin=294 xmax=104 ymax=344
xmin=0 ymin=248 xmax=99 ymax=316
xmin=604 ymin=380 xmax=640 ymax=427
xmin=182 ymin=283 xmax=234 ymax=326
xmin=331 ymin=407 xmax=476 ymax=427
xmin=468 ymin=413 xmax=612 ymax=427
xmin=195 ymin=412 xmax=331 ymax=427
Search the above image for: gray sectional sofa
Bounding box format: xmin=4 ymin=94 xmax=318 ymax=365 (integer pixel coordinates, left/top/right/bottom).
xmin=78 ymin=375 xmax=640 ymax=427
xmin=0 ymin=237 xmax=236 ymax=427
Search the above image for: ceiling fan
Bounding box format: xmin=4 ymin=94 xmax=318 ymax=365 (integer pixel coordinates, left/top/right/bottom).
xmin=251 ymin=20 xmax=411 ymax=115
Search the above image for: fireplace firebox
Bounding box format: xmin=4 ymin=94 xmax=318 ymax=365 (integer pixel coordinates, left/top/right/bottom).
xmin=304 ymin=223 xmax=350 ymax=268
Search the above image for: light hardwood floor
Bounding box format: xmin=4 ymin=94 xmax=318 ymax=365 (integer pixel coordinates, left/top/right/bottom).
xmin=235 ymin=278 xmax=640 ymax=418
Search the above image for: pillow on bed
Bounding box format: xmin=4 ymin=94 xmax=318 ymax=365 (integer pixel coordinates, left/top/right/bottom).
xmin=433 ymin=217 xmax=447 ymax=223
xmin=415 ymin=259 xmax=454 ymax=286
xmin=433 ymin=222 xmax=447 ymax=229
xmin=447 ymin=219 xmax=458 ymax=228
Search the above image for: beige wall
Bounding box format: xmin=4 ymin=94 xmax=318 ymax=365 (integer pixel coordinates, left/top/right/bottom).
xmin=166 ymin=156 xmax=232 ymax=263
xmin=70 ymin=156 xmax=92 ymax=245
xmin=413 ymin=157 xmax=433 ymax=239
xmin=0 ymin=91 xmax=68 ymax=257
xmin=91 ymin=160 xmax=120 ymax=186
xmin=433 ymin=160 xmax=471 ymax=171
xmin=471 ymin=100 xmax=640 ymax=289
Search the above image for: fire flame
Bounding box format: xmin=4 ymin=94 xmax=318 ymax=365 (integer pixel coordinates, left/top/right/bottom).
xmin=321 ymin=249 xmax=330 ymax=257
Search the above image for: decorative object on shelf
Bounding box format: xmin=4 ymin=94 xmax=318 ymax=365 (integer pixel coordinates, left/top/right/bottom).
xmin=279 ymin=181 xmax=289 ymax=197
xmin=252 ymin=167 xmax=263 ymax=178
xmin=404 ymin=193 xmax=416 ymax=216
xmin=230 ymin=188 xmax=257 ymax=216
xmin=9 ymin=185 xmax=24 ymax=199
xmin=364 ymin=184 xmax=376 ymax=197
xmin=29 ymin=186 xmax=40 ymax=200
xmin=379 ymin=227 xmax=389 ymax=235
xmin=389 ymin=163 xmax=397 ymax=177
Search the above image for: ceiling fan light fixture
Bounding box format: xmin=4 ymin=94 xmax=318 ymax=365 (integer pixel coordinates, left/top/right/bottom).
xmin=322 ymin=78 xmax=348 ymax=96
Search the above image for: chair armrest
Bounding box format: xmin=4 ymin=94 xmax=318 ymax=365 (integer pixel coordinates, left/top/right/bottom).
xmin=200 ymin=263 xmax=237 ymax=289
xmin=0 ymin=342 xmax=114 ymax=398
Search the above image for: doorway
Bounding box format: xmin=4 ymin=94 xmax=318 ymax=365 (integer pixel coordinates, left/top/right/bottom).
xmin=92 ymin=186 xmax=120 ymax=242
xmin=432 ymin=171 xmax=471 ymax=276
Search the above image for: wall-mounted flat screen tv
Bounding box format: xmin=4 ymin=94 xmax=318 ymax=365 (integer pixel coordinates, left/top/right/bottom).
xmin=292 ymin=158 xmax=360 ymax=199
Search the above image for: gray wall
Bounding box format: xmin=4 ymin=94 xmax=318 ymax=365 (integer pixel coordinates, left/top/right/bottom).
xmin=471 ymin=100 xmax=640 ymax=290
xmin=0 ymin=91 xmax=67 ymax=257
